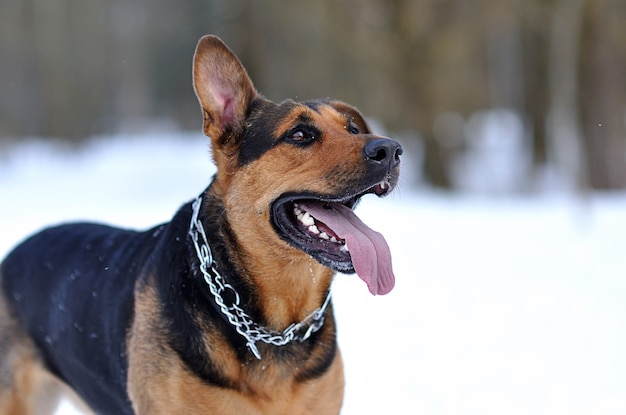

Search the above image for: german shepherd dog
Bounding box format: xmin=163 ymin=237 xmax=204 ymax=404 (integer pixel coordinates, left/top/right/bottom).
xmin=0 ymin=35 xmax=401 ymax=414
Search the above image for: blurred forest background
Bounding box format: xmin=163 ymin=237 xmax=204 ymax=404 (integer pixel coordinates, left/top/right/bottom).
xmin=1 ymin=0 xmax=625 ymax=191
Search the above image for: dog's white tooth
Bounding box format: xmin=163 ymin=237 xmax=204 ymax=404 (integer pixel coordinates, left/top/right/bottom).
xmin=330 ymin=236 xmax=338 ymax=243
xmin=340 ymin=243 xmax=349 ymax=252
xmin=319 ymin=232 xmax=330 ymax=240
xmin=308 ymin=225 xmax=320 ymax=234
xmin=300 ymin=212 xmax=315 ymax=226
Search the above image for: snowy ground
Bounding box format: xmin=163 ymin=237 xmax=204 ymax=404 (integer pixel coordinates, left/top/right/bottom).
xmin=1 ymin=133 xmax=626 ymax=414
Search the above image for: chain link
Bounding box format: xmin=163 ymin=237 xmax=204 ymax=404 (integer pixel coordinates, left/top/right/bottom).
xmin=188 ymin=197 xmax=331 ymax=360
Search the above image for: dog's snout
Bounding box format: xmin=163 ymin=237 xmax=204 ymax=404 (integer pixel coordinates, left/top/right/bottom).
xmin=363 ymin=138 xmax=403 ymax=170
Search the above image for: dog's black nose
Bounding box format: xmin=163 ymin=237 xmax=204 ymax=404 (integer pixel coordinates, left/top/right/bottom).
xmin=363 ymin=138 xmax=403 ymax=170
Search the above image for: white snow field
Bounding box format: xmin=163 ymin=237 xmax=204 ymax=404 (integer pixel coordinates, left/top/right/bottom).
xmin=1 ymin=133 xmax=626 ymax=414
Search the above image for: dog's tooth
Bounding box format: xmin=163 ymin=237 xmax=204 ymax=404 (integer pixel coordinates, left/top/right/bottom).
xmin=340 ymin=243 xmax=349 ymax=252
xmin=308 ymin=225 xmax=320 ymax=234
xmin=330 ymin=236 xmax=338 ymax=243
xmin=319 ymin=232 xmax=330 ymax=240
xmin=300 ymin=212 xmax=315 ymax=226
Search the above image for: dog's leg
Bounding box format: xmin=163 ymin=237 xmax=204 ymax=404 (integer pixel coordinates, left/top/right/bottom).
xmin=0 ymin=281 xmax=52 ymax=414
xmin=0 ymin=278 xmax=92 ymax=415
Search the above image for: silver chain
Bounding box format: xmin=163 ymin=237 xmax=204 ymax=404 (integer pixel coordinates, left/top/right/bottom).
xmin=188 ymin=197 xmax=332 ymax=360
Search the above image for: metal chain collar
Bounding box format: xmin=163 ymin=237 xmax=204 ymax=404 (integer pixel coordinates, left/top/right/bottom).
xmin=188 ymin=197 xmax=332 ymax=360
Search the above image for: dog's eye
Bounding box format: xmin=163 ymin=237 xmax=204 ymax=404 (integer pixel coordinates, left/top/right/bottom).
xmin=286 ymin=127 xmax=318 ymax=145
xmin=346 ymin=122 xmax=359 ymax=135
xmin=291 ymin=131 xmax=308 ymax=141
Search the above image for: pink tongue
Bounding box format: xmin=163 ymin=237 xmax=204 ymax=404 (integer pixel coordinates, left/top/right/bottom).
xmin=299 ymin=202 xmax=395 ymax=295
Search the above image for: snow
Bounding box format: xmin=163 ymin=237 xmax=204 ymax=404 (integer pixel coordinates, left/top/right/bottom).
xmin=451 ymin=109 xmax=530 ymax=193
xmin=1 ymin=133 xmax=626 ymax=414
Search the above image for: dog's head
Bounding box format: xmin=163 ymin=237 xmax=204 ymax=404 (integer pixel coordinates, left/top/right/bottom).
xmin=192 ymin=36 xmax=401 ymax=295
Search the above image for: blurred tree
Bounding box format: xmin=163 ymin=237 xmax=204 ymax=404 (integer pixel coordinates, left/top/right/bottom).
xmin=384 ymin=0 xmax=490 ymax=188
xmin=578 ymin=0 xmax=626 ymax=189
xmin=521 ymin=1 xmax=553 ymax=178
xmin=0 ymin=0 xmax=625 ymax=191
xmin=0 ymin=0 xmax=38 ymax=136
xmin=548 ymin=0 xmax=587 ymax=190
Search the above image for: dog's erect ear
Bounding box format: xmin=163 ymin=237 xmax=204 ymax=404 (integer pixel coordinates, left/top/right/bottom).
xmin=327 ymin=101 xmax=372 ymax=134
xmin=193 ymin=35 xmax=257 ymax=142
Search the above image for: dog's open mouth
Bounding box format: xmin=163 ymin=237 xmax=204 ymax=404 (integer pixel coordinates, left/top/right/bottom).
xmin=271 ymin=181 xmax=395 ymax=295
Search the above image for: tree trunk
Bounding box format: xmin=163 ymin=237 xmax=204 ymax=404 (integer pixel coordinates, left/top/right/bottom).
xmin=578 ymin=0 xmax=626 ymax=189
xmin=548 ymin=0 xmax=587 ymax=190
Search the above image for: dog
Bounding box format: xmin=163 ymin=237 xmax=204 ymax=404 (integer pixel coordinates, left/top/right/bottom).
xmin=0 ymin=35 xmax=401 ymax=414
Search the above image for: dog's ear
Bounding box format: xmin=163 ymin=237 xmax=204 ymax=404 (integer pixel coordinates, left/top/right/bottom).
xmin=327 ymin=101 xmax=372 ymax=134
xmin=193 ymin=35 xmax=257 ymax=144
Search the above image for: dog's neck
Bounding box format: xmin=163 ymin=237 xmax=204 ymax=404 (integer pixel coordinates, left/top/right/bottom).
xmin=240 ymin=250 xmax=333 ymax=328
xmin=195 ymin=185 xmax=335 ymax=344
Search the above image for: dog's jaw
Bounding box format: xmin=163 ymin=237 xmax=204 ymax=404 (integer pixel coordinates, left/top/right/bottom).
xmin=270 ymin=176 xmax=397 ymax=295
